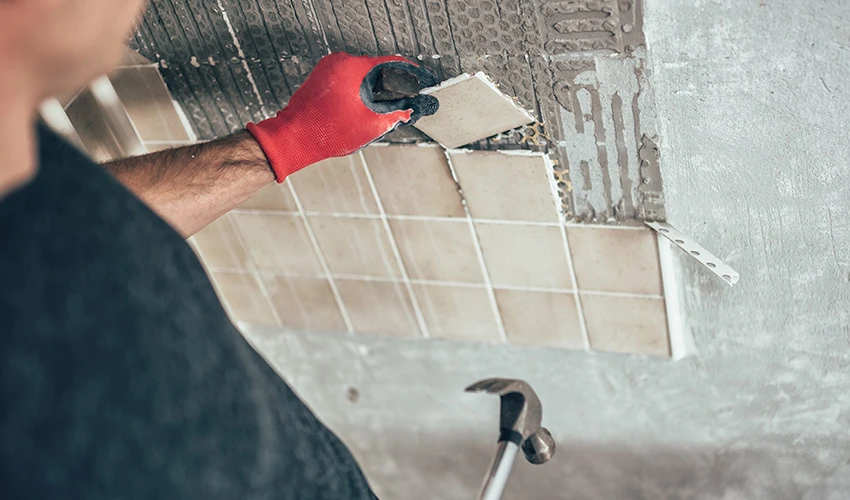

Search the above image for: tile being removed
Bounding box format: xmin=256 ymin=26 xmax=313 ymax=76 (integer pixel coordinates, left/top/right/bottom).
xmin=414 ymin=72 xmax=534 ymax=149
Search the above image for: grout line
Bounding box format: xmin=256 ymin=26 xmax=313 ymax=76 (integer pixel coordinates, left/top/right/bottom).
xmin=563 ymin=222 xmax=647 ymax=230
xmin=200 ymin=266 xmax=666 ymax=299
xmin=543 ymin=153 xmax=591 ymax=350
xmin=215 ymin=0 xmax=266 ymax=115
xmin=228 ymin=207 xmax=652 ymax=231
xmin=285 ymin=180 xmax=355 ymax=333
xmin=579 ymin=290 xmax=664 ymax=300
xmin=465 ymin=218 xmax=559 ymax=227
xmin=358 ymin=150 xmax=431 ymax=339
xmin=222 ymin=214 xmax=284 ymax=328
xmin=560 ymin=202 xmax=590 ymax=350
xmin=442 ymin=150 xmax=508 ymax=343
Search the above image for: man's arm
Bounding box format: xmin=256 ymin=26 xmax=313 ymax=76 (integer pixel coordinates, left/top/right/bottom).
xmin=103 ymin=52 xmax=438 ymax=238
xmin=103 ymin=131 xmax=272 ymax=237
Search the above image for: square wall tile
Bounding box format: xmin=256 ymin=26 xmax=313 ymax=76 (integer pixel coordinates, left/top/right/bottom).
xmin=231 ymin=213 xmax=321 ymax=274
xmin=109 ymin=66 xmax=190 ymax=142
xmin=449 ymin=151 xmax=557 ymax=222
xmin=567 ymin=227 xmax=663 ymax=295
xmin=414 ymin=73 xmax=534 ymax=149
xmin=581 ymin=294 xmax=670 ymax=357
xmin=476 ymin=223 xmax=572 ymax=289
xmin=211 ymin=272 xmax=278 ymax=327
xmin=288 ymin=155 xmax=378 ymax=214
xmin=336 ymin=280 xmax=420 ymax=337
xmin=389 ymin=219 xmax=483 ymax=283
xmin=261 ymin=275 xmax=347 ymax=333
xmin=309 ymin=216 xmax=400 ymax=278
xmin=413 ymin=284 xmax=501 ymax=343
xmin=65 ymin=89 xmax=123 ymax=162
xmin=239 ymin=183 xmax=297 ymax=211
xmin=363 ymin=145 xmax=465 ymax=217
xmin=495 ymin=289 xmax=584 ymax=349
xmin=191 ymin=214 xmax=248 ymax=269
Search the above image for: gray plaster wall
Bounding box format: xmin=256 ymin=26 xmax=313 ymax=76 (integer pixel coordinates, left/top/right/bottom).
xmin=241 ymin=0 xmax=850 ymax=498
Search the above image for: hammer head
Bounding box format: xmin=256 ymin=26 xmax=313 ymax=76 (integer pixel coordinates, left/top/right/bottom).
xmin=466 ymin=378 xmax=556 ymax=465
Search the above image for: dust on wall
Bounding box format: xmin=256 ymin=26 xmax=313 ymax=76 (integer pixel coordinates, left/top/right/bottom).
xmin=131 ymin=0 xmax=665 ymax=222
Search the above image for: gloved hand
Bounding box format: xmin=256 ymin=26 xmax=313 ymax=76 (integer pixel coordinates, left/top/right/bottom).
xmin=246 ymin=52 xmax=439 ymax=183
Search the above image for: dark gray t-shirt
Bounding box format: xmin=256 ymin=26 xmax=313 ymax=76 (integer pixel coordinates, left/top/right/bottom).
xmin=0 ymin=125 xmax=376 ymax=499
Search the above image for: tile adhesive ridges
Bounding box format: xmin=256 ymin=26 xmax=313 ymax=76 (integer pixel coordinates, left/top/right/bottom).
xmin=131 ymin=0 xmax=665 ymax=223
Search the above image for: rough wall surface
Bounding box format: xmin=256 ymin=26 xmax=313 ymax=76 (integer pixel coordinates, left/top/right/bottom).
xmin=237 ymin=0 xmax=850 ymax=498
xmin=131 ymin=0 xmax=665 ymax=222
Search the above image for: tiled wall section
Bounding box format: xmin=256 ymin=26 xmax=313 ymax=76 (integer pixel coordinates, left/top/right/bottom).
xmin=66 ymin=58 xmax=671 ymax=358
xmin=65 ymin=53 xmax=196 ymax=159
xmin=195 ymin=146 xmax=671 ymax=357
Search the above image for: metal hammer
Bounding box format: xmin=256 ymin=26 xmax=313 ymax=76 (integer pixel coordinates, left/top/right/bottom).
xmin=466 ymin=378 xmax=555 ymax=500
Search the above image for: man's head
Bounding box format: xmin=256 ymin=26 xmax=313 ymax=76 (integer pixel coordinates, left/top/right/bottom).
xmin=0 ymin=0 xmax=146 ymax=99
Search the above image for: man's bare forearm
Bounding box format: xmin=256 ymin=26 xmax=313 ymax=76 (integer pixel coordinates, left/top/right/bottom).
xmin=103 ymin=131 xmax=274 ymax=237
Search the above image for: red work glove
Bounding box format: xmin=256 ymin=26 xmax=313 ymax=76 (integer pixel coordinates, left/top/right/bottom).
xmin=247 ymin=52 xmax=439 ymax=182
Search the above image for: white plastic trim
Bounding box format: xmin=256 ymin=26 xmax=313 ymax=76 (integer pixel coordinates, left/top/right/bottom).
xmin=645 ymin=221 xmax=740 ymax=286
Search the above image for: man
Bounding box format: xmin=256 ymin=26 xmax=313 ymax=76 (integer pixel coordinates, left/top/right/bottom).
xmin=0 ymin=0 xmax=437 ymax=498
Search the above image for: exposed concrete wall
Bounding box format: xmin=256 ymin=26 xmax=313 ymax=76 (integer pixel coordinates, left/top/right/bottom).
xmin=242 ymin=0 xmax=850 ymax=498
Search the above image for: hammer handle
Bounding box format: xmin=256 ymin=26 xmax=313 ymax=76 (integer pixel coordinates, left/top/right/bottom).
xmin=477 ymin=441 xmax=520 ymax=500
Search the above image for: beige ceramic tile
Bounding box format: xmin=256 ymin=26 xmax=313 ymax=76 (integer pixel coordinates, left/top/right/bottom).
xmin=192 ymin=215 xmax=248 ymax=269
xmin=413 ymin=284 xmax=501 ymax=342
xmin=336 ymin=280 xmax=420 ymax=337
xmin=475 ymin=223 xmax=572 ymax=289
xmin=362 ymin=145 xmax=465 ymax=217
xmin=231 ymin=213 xmax=321 ymax=274
xmin=495 ymin=289 xmax=584 ymax=349
xmin=581 ymin=294 xmax=670 ymax=357
xmin=288 ymin=155 xmax=378 ymax=214
xmin=110 ymin=66 xmax=191 ymax=142
xmin=65 ymin=89 xmax=123 ymax=162
xmin=449 ymin=151 xmax=558 ymax=222
xmin=388 ymin=219 xmax=483 ymax=283
xmin=261 ymin=275 xmax=347 ymax=333
xmin=567 ymin=227 xmax=663 ymax=295
xmin=309 ymin=216 xmax=400 ymax=278
xmin=239 ymin=182 xmax=298 ymax=211
xmin=414 ymin=73 xmax=534 ymax=149
xmin=211 ymin=271 xmax=278 ymax=327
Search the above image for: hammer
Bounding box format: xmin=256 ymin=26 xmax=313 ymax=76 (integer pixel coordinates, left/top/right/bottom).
xmin=466 ymin=378 xmax=556 ymax=500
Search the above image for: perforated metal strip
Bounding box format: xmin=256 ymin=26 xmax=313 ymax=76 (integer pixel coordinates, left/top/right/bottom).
xmin=645 ymin=221 xmax=740 ymax=286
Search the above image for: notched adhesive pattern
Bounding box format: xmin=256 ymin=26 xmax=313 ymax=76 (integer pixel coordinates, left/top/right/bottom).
xmin=133 ymin=0 xmax=663 ymax=223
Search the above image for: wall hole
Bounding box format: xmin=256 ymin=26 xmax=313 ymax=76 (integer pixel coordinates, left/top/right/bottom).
xmin=346 ymin=387 xmax=360 ymax=403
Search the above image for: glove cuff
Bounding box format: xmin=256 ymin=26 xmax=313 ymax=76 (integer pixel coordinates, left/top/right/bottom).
xmin=246 ymin=105 xmax=345 ymax=183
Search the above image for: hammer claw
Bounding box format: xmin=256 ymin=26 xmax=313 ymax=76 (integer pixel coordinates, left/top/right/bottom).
xmin=465 ymin=378 xmax=524 ymax=395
